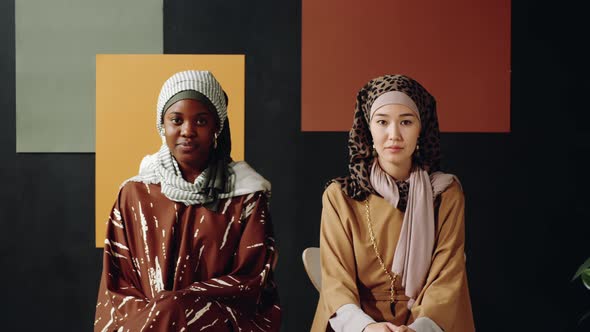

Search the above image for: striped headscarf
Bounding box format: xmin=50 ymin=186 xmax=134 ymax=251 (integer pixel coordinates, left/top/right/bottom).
xmin=156 ymin=70 xmax=228 ymax=137
xmin=126 ymin=70 xmax=270 ymax=210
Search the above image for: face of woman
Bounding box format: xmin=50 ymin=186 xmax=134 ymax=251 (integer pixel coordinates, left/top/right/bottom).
xmin=163 ymin=99 xmax=218 ymax=173
xmin=369 ymin=104 xmax=421 ymax=176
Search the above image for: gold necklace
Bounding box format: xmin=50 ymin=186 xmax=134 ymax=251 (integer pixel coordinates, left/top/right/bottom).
xmin=364 ymin=197 xmax=397 ymax=304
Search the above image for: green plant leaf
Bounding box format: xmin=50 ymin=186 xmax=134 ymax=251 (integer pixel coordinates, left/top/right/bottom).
xmin=572 ymin=257 xmax=590 ymax=281
xmin=582 ymin=269 xmax=590 ymax=290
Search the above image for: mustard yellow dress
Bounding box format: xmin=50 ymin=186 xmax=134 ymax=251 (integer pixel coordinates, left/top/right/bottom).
xmin=311 ymin=181 xmax=475 ymax=331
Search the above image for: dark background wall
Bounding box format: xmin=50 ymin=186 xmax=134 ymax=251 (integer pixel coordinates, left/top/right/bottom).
xmin=1 ymin=0 xmax=588 ymax=331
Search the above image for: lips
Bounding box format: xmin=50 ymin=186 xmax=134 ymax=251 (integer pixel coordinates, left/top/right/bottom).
xmin=384 ymin=146 xmax=403 ymax=152
xmin=176 ymin=141 xmax=199 ymax=152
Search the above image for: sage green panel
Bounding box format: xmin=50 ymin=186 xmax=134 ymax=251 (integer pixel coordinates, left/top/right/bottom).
xmin=16 ymin=0 xmax=163 ymax=152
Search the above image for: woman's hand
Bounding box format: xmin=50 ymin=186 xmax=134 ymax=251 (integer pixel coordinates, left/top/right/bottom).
xmin=363 ymin=323 xmax=416 ymax=332
xmin=363 ymin=322 xmax=397 ymax=332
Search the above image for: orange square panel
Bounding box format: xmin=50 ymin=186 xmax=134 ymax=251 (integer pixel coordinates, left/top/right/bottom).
xmin=96 ymin=54 xmax=245 ymax=247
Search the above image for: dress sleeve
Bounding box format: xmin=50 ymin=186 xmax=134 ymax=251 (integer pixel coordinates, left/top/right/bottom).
xmin=317 ymin=184 xmax=370 ymax=331
xmin=409 ymin=182 xmax=475 ymax=332
xmin=165 ymin=191 xmax=280 ymax=330
xmin=95 ymin=190 xmax=280 ymax=332
xmin=408 ymin=317 xmax=443 ymax=332
xmin=94 ymin=189 xmax=152 ymax=331
xmin=329 ymin=304 xmax=376 ymax=332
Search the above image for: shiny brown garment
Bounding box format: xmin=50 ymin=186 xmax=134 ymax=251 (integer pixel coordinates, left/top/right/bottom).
xmin=95 ymin=182 xmax=280 ymax=332
xmin=311 ymin=182 xmax=474 ymax=332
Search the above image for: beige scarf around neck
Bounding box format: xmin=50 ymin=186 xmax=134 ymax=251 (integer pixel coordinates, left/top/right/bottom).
xmin=370 ymin=160 xmax=458 ymax=308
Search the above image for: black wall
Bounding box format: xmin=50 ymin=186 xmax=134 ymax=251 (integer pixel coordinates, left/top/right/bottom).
xmin=1 ymin=0 xmax=588 ymax=331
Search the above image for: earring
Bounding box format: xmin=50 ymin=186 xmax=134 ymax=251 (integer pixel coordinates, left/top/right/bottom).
xmin=416 ymin=144 xmax=420 ymax=151
xmin=372 ymin=144 xmax=378 ymax=157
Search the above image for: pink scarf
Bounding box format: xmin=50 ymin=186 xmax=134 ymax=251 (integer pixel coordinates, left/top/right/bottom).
xmin=370 ymin=160 xmax=458 ymax=308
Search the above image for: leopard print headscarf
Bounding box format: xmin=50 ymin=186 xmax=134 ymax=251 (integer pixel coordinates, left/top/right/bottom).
xmin=333 ymin=74 xmax=441 ymax=200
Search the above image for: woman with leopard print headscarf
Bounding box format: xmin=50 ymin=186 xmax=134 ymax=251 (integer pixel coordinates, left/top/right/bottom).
xmin=311 ymin=75 xmax=475 ymax=332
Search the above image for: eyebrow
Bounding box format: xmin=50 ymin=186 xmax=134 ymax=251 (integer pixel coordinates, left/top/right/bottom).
xmin=373 ymin=112 xmax=417 ymax=118
xmin=167 ymin=111 xmax=212 ymax=116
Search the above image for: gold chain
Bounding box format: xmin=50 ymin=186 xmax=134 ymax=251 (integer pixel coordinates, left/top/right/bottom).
xmin=364 ymin=197 xmax=397 ymax=304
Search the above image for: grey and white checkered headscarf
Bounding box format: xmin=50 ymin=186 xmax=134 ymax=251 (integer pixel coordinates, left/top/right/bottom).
xmin=156 ymin=70 xmax=228 ymax=136
xmin=125 ymin=70 xmax=270 ymax=210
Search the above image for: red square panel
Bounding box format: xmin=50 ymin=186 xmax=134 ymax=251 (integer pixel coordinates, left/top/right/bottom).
xmin=302 ymin=0 xmax=511 ymax=132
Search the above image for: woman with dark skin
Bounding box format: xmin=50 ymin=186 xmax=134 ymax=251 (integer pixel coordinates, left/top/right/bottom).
xmin=94 ymin=70 xmax=281 ymax=332
xmin=163 ymin=98 xmax=217 ymax=181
